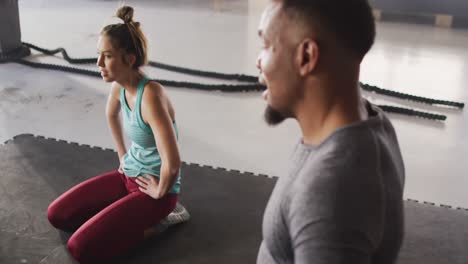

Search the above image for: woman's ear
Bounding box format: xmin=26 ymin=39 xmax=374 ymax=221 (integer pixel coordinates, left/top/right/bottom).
xmin=123 ymin=53 xmax=137 ymax=68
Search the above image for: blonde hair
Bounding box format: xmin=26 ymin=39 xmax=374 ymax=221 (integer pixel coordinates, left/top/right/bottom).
xmin=101 ymin=6 xmax=148 ymax=69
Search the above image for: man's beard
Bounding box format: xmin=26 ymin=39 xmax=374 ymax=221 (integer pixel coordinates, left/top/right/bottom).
xmin=264 ymin=105 xmax=287 ymax=126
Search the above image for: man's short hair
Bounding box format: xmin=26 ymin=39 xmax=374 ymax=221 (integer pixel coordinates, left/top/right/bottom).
xmin=279 ymin=0 xmax=376 ymax=59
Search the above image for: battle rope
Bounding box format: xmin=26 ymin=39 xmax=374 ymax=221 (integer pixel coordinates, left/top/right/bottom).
xmin=14 ymin=59 xmax=263 ymax=92
xmin=21 ymin=42 xmax=465 ymax=109
xmin=0 ymin=42 xmax=459 ymax=121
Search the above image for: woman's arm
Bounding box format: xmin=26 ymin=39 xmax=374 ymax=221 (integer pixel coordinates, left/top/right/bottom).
xmin=106 ymin=82 xmax=127 ymax=161
xmin=140 ymin=82 xmax=181 ymax=198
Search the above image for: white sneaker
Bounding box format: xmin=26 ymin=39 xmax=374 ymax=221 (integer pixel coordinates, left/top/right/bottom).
xmin=154 ymin=203 xmax=190 ymax=232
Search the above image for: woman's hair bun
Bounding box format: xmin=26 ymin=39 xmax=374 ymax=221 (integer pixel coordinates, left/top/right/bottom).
xmin=116 ymin=6 xmax=134 ymax=24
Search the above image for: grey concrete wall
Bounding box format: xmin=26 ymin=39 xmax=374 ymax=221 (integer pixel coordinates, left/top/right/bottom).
xmin=371 ymin=0 xmax=468 ymax=28
xmin=372 ymin=0 xmax=468 ymax=15
xmin=0 ymin=0 xmax=21 ymax=53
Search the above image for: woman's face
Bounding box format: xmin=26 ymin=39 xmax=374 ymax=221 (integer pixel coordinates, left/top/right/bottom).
xmin=96 ymin=35 xmax=131 ymax=83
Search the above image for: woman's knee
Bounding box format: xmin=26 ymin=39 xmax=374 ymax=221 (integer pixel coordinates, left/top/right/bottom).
xmin=47 ymin=198 xmax=77 ymax=231
xmin=67 ymin=234 xmax=87 ymax=263
xmin=67 ymin=232 xmax=101 ymax=263
xmin=67 ymin=230 xmax=117 ymax=264
xmin=47 ymin=200 xmax=66 ymax=229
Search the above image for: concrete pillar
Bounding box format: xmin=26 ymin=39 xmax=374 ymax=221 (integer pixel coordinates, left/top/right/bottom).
xmin=0 ymin=0 xmax=30 ymax=60
xmin=0 ymin=0 xmax=22 ymax=53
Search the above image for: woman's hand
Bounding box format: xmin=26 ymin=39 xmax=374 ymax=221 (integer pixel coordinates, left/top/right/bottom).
xmin=136 ymin=175 xmax=162 ymax=199
xmin=118 ymin=159 xmax=125 ymax=174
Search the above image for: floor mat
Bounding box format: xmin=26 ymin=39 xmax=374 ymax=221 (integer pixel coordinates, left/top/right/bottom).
xmin=0 ymin=134 xmax=467 ymax=263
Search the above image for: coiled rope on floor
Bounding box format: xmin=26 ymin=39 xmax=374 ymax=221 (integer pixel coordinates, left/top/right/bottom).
xmin=21 ymin=42 xmax=465 ymax=109
xmin=1 ymin=42 xmax=462 ymax=121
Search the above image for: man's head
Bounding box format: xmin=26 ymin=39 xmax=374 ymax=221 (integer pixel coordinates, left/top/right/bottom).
xmin=257 ymin=0 xmax=375 ymax=125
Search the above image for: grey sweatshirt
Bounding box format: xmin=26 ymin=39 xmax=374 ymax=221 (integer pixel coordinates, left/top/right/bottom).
xmin=257 ymin=102 xmax=405 ymax=264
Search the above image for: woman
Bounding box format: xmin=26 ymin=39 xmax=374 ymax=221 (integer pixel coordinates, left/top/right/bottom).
xmin=47 ymin=6 xmax=186 ymax=263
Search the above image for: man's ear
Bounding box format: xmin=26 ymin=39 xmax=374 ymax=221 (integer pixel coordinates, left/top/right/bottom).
xmin=296 ymin=39 xmax=319 ymax=76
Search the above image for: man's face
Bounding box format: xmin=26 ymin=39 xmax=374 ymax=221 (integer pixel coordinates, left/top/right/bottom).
xmin=257 ymin=2 xmax=301 ymax=126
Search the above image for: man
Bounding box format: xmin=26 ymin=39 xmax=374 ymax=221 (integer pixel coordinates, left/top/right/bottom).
xmin=256 ymin=1 xmax=405 ymax=263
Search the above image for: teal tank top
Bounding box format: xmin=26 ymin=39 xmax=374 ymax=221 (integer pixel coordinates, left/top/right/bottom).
xmin=120 ymin=76 xmax=181 ymax=194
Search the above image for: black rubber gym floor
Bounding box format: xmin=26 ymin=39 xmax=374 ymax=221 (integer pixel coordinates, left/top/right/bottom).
xmin=1 ymin=134 xmax=467 ymax=263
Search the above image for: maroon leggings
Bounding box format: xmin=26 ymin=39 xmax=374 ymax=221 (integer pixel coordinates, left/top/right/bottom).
xmin=47 ymin=170 xmax=178 ymax=263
